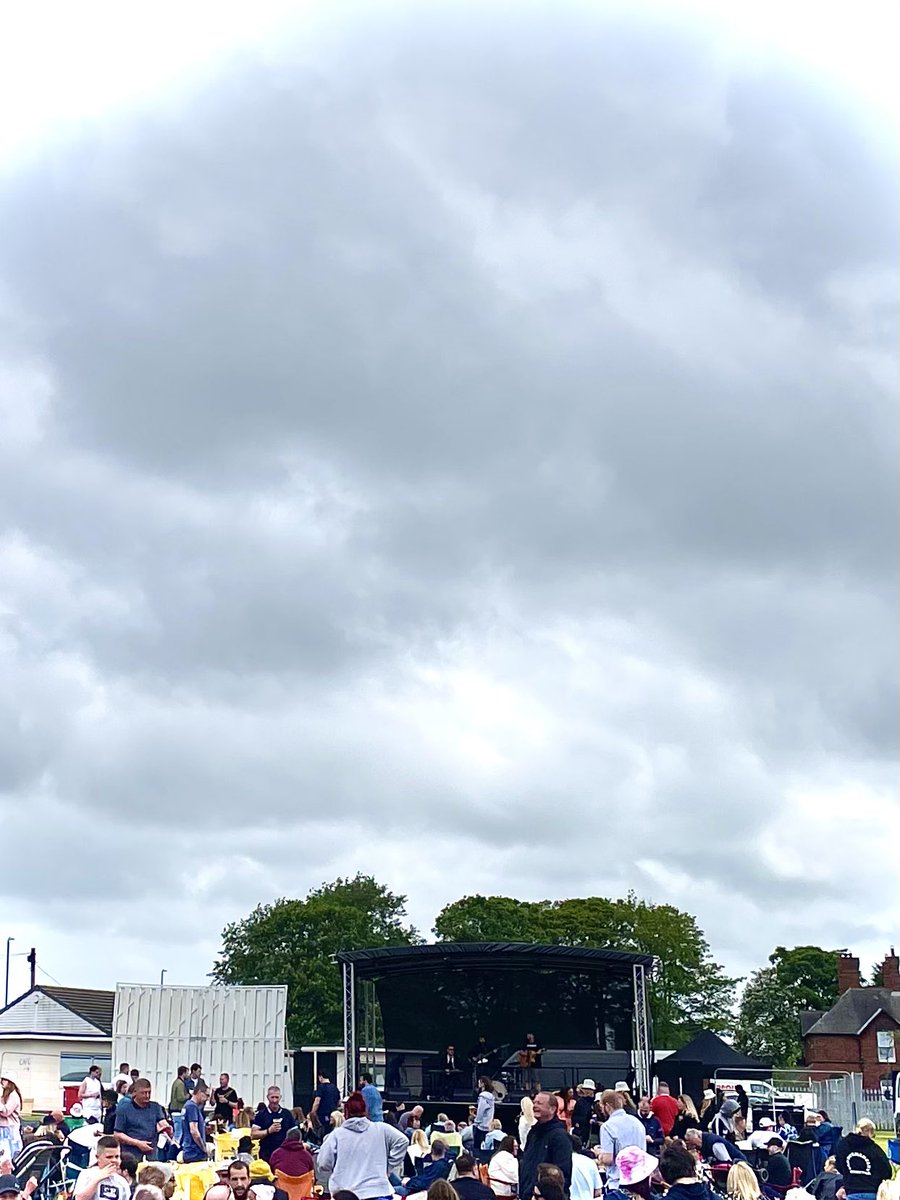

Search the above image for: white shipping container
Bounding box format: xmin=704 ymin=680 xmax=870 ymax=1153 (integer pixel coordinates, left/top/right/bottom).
xmin=112 ymin=984 xmax=290 ymax=1110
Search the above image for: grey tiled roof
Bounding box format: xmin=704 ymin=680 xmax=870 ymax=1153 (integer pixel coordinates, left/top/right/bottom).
xmin=799 ymin=1010 xmax=824 ymax=1036
xmin=804 ymin=988 xmax=900 ymax=1037
xmin=41 ymin=987 xmax=115 ymax=1035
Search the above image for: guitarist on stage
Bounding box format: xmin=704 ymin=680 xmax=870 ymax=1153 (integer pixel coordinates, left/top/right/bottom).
xmin=518 ymin=1032 xmax=544 ymax=1093
xmin=468 ymin=1036 xmax=501 ymax=1087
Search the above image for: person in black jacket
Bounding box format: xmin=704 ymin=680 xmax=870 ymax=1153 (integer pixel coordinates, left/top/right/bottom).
xmin=808 ymin=1157 xmax=843 ymax=1200
xmin=519 ymin=1092 xmax=573 ymax=1200
xmin=834 ymin=1120 xmax=893 ymax=1198
xmin=765 ymin=1139 xmax=793 ymax=1189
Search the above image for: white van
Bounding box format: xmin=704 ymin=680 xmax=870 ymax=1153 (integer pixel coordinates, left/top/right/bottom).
xmin=715 ymin=1078 xmax=816 ymax=1114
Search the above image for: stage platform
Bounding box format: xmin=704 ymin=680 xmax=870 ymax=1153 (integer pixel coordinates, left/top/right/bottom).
xmin=337 ymin=941 xmax=657 ymax=1101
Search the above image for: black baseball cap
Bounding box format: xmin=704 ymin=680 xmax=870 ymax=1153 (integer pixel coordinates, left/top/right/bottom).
xmin=0 ymin=1175 xmax=23 ymax=1195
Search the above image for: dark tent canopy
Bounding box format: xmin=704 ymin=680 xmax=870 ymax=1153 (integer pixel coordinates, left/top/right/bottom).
xmin=655 ymin=1029 xmax=771 ymax=1102
xmin=664 ymin=1029 xmax=771 ymax=1070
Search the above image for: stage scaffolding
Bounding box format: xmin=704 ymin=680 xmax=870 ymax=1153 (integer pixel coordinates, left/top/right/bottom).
xmin=340 ymin=942 xmax=657 ymax=1097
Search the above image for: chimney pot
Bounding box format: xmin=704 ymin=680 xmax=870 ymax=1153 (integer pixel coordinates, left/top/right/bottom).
xmin=837 ymin=952 xmax=861 ymax=994
xmin=882 ymin=950 xmax=900 ymax=991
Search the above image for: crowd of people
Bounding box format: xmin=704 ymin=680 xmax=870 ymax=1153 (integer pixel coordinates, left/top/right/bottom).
xmin=0 ymin=1067 xmax=896 ymax=1200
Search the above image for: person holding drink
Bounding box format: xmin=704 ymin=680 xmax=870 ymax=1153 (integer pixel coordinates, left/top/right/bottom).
xmin=251 ymin=1087 xmax=296 ymax=1163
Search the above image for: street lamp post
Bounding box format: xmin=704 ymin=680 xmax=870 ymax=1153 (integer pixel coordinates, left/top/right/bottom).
xmin=4 ymin=937 xmax=13 ymax=1007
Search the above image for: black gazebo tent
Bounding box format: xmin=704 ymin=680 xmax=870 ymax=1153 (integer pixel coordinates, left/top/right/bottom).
xmin=656 ymin=1029 xmax=771 ymax=1102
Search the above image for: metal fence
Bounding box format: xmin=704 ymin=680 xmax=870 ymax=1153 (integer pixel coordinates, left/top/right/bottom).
xmin=771 ymin=1070 xmax=896 ymax=1132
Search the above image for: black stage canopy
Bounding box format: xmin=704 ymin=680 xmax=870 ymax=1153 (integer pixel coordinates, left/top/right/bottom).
xmin=337 ymin=942 xmax=654 ymax=1059
xmin=655 ymin=1029 xmax=771 ymax=1102
xmin=662 ymin=1029 xmax=771 ymax=1071
xmin=337 ymin=942 xmax=654 ymax=977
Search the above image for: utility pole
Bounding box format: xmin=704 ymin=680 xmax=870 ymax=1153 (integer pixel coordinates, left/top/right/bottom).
xmin=27 ymin=947 xmax=36 ymax=990
xmin=4 ymin=937 xmax=12 ymax=1006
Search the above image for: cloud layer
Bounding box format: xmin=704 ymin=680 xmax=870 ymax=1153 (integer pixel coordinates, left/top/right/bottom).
xmin=1 ymin=1 xmax=896 ymax=998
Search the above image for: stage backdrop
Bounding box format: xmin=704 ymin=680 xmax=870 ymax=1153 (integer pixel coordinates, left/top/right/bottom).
xmin=373 ymin=962 xmax=635 ymax=1054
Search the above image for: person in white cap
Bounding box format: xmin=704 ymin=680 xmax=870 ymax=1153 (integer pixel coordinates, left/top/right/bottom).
xmin=572 ymin=1081 xmax=596 ymax=1142
xmin=615 ymin=1082 xmax=638 ymax=1114
xmin=748 ymin=1117 xmax=779 ymax=1150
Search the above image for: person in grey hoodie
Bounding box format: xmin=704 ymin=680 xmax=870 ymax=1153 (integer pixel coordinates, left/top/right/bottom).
xmin=710 ymin=1099 xmax=741 ymax=1139
xmin=317 ymin=1092 xmax=408 ymax=1200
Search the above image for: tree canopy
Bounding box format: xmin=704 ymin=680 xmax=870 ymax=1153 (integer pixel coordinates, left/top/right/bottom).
xmin=433 ymin=891 xmax=737 ymax=1047
xmin=734 ymin=944 xmax=838 ymax=1068
xmin=211 ymin=874 xmax=420 ymax=1046
xmin=769 ymin=945 xmax=837 ymax=1010
xmin=734 ymin=966 xmax=802 ymax=1067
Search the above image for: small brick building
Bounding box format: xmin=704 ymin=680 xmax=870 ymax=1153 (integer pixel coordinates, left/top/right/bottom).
xmin=802 ymin=950 xmax=900 ymax=1090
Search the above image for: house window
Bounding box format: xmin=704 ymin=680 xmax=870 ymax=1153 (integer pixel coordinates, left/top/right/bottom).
xmin=876 ymin=1032 xmax=896 ymax=1064
xmin=59 ymin=1053 xmax=112 ymax=1083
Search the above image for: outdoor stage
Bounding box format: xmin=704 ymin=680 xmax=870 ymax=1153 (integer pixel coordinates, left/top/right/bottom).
xmin=336 ymin=941 xmax=657 ymax=1105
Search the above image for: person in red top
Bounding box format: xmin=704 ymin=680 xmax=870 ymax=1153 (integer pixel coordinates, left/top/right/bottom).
xmin=269 ymin=1128 xmax=315 ymax=1178
xmin=649 ymin=1084 xmax=680 ymax=1136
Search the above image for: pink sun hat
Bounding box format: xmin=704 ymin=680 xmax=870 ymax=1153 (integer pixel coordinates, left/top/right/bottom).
xmin=617 ymin=1147 xmax=659 ymax=1186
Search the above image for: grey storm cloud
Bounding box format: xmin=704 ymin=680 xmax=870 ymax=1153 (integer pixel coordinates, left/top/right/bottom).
xmin=0 ymin=1 xmax=896 ymax=990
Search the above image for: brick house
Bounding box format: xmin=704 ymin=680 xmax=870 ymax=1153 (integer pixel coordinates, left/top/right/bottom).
xmin=802 ymin=950 xmax=900 ymax=1090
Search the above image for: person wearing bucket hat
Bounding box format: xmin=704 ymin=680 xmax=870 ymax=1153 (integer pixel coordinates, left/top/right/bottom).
xmin=572 ymin=1082 xmax=595 ymax=1143
xmin=247 ymin=1158 xmax=288 ymax=1200
xmin=616 ymin=1147 xmax=659 ymax=1200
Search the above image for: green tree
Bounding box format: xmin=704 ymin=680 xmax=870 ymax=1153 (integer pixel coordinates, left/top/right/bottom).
xmin=734 ymin=966 xmax=802 ymax=1067
xmin=769 ymin=946 xmax=838 ymax=1010
xmin=433 ymin=891 xmax=737 ymax=1046
xmin=432 ymin=894 xmax=546 ymax=941
xmin=212 ymin=874 xmax=420 ymax=1046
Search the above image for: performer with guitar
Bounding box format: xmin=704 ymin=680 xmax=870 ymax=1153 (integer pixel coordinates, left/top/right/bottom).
xmin=468 ymin=1036 xmax=501 ymax=1089
xmin=517 ymin=1032 xmax=544 ymax=1093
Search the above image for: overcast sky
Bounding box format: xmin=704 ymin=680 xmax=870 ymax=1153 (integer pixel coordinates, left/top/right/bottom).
xmin=1 ymin=0 xmax=897 ymax=1005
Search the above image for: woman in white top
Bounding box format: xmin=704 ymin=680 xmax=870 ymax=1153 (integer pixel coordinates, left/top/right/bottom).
xmin=0 ymin=1077 xmax=23 ymax=1158
xmin=518 ymin=1096 xmax=535 ymax=1150
xmin=404 ymin=1128 xmax=430 ymax=1178
xmin=79 ymin=1065 xmax=104 ymax=1123
xmin=488 ymin=1135 xmax=519 ymax=1197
